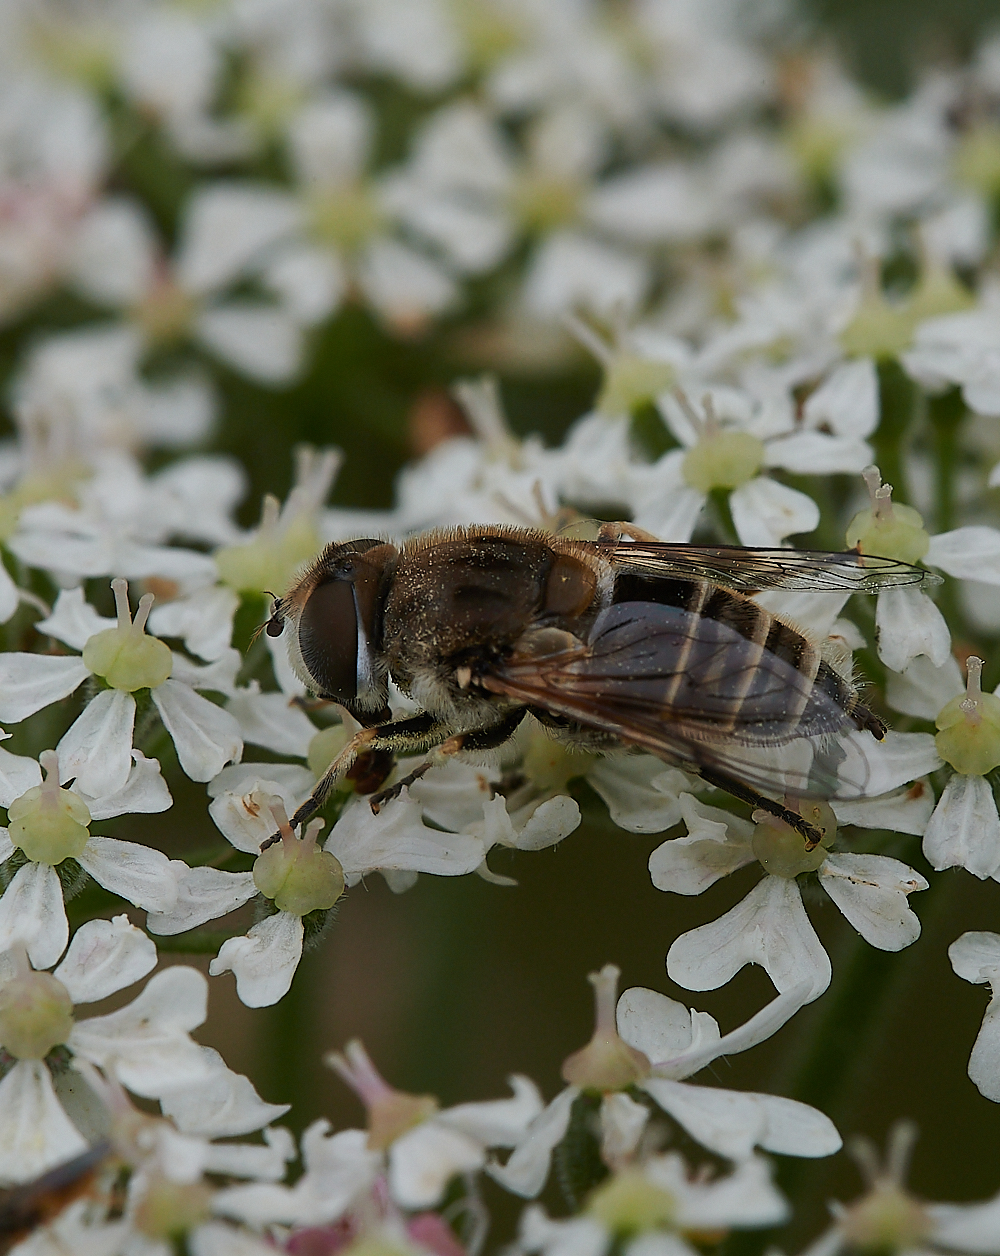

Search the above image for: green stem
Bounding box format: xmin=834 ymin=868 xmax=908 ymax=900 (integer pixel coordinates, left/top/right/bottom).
xmin=873 ymin=361 xmax=917 ymax=505
xmin=927 ymin=385 xmax=965 ymax=535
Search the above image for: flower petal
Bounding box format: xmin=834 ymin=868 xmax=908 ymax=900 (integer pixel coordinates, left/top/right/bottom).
xmin=832 ymin=780 xmax=936 ymax=836
xmin=77 ymin=836 xmax=179 ymax=913
xmin=389 ymin=1122 xmax=485 ymax=1209
xmin=617 ymin=987 xmax=701 ymax=1062
xmin=0 ymin=748 xmax=42 ymax=808
xmin=69 ymin=967 xmax=212 ymax=1097
xmin=0 ymin=656 xmax=89 ymax=722
xmin=0 ymin=1060 xmax=87 ymax=1185
xmin=924 ymin=774 xmax=1000 ymax=878
xmin=926 ymin=527 xmax=1000 ymax=584
xmin=729 ymin=478 xmax=819 ymax=547
xmin=56 ymin=689 xmax=136 ymax=798
xmin=487 ymin=1087 xmax=578 ymax=1199
xmin=648 ymin=795 xmax=755 ymax=895
xmin=587 ymin=757 xmax=689 ymax=834
xmin=81 ymin=750 xmax=172 ymax=820
xmin=160 ymin=1047 xmax=290 ymax=1138
xmin=885 ymin=653 xmax=963 ymax=720
xmin=152 ymin=680 xmax=242 ymax=782
xmin=667 ymin=876 xmax=830 ymax=999
xmin=326 ymin=792 xmax=484 ymax=879
xmin=35 ymin=588 xmax=116 ymax=652
xmin=147 ymin=867 xmax=257 ymax=935
xmin=209 ymin=912 xmax=304 ymax=1008
xmin=437 ymin=1075 xmax=544 ymax=1147
xmin=0 ymin=862 xmax=68 ymax=970
xmin=53 ymin=914 xmax=157 ymax=1004
xmin=196 ymin=304 xmax=304 ymax=384
xmin=818 ymin=853 xmax=927 ymax=950
xmin=227 ymin=688 xmax=317 ymax=758
xmin=876 ymin=587 xmax=951 ymax=673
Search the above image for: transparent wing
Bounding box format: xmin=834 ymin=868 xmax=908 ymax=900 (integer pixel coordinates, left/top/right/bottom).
xmin=480 ymin=602 xmax=889 ymax=801
xmin=598 ymin=541 xmax=938 ymax=593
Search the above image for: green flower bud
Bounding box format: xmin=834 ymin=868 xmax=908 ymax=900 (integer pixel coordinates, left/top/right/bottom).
xmin=82 ymin=579 xmax=172 ymax=692
xmin=587 ymin=1169 xmax=677 ymax=1236
xmin=682 ymin=429 xmax=765 ymax=493
xmin=751 ymin=801 xmax=837 ymax=878
xmin=133 ymin=1175 xmax=213 ymax=1240
xmin=935 ymin=657 xmax=1000 ymax=776
xmin=562 ymin=964 xmax=651 ymax=1092
xmin=510 ymin=173 xmax=581 ymax=233
xmin=839 ymin=291 xmax=914 ymax=360
xmin=215 ymin=494 xmax=322 ymax=595
xmin=253 ymin=811 xmax=345 ymax=916
xmin=8 ymin=751 xmax=91 ymax=866
xmin=309 ymin=186 xmax=385 ymax=253
xmin=308 ymin=724 xmax=351 ymax=780
xmin=0 ymin=966 xmax=73 ymax=1059
xmin=845 ymin=467 xmax=930 ymax=565
xmin=597 ymin=354 xmax=676 ymax=417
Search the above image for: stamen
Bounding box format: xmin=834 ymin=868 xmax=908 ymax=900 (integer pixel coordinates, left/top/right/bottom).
xmin=111 ymin=578 xmax=132 ymax=630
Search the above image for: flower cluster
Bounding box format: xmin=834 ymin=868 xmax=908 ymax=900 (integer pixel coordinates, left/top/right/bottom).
xmin=1 ymin=0 xmax=1000 ymax=1252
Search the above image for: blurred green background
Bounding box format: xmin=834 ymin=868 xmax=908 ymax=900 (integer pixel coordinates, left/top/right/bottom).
xmin=5 ymin=0 xmax=1000 ymax=1249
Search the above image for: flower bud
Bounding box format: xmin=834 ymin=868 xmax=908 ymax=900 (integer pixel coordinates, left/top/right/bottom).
xmin=326 ymin=1039 xmax=439 ymax=1151
xmin=253 ymin=810 xmax=344 ymax=915
xmin=133 ymin=1175 xmax=213 ymax=1240
xmin=751 ymin=802 xmax=837 ymax=878
xmin=215 ymin=494 xmax=322 ymax=595
xmin=308 ymin=724 xmax=351 ymax=780
xmin=309 ymin=186 xmax=385 ymax=253
xmin=682 ymin=429 xmax=765 ymax=493
xmin=0 ymin=966 xmax=73 ymax=1059
xmin=935 ymin=656 xmax=1000 ymax=776
xmin=82 ymin=579 xmax=172 ymax=692
xmin=562 ymin=964 xmax=651 ymax=1092
xmin=587 ymin=1169 xmax=677 ymax=1236
xmin=8 ymin=751 xmax=91 ymax=866
xmin=845 ymin=467 xmax=929 ymax=565
xmin=597 ymin=355 xmax=676 ymax=417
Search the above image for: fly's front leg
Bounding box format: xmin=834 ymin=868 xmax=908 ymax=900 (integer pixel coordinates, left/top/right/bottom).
xmin=697 ymin=766 xmax=826 ymax=849
xmin=368 ymin=708 xmax=527 ymax=813
xmin=260 ymin=712 xmax=449 ymax=848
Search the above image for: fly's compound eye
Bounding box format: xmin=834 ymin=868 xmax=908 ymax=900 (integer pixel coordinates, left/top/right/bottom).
xmin=298 ymin=577 xmax=359 ymax=701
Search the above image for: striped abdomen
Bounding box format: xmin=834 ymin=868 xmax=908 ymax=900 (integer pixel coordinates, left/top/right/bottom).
xmin=603 ymin=572 xmax=876 ymax=745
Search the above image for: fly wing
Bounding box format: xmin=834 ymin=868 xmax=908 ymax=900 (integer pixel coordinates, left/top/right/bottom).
xmin=479 ymin=601 xmax=883 ymax=800
xmin=598 ymin=541 xmax=937 ymax=593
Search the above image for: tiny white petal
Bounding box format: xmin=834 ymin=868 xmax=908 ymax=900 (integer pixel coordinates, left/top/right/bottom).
xmin=160 ymin=1048 xmax=290 ymax=1137
xmin=587 ymin=757 xmax=688 ymax=833
xmin=923 ymin=774 xmax=1000 ymax=878
xmin=886 ymin=653 xmax=963 ymax=720
xmin=389 ymin=1122 xmax=485 ymax=1209
xmin=488 ymin=1086 xmax=578 ymax=1199
xmin=153 ymin=680 xmax=242 ymax=782
xmin=35 ymin=588 xmax=115 ymax=652
xmin=950 ymin=931 xmax=1000 ymax=985
xmin=667 ymin=876 xmax=830 ymax=999
xmin=56 ymin=689 xmax=136 ymax=798
xmin=148 ymin=867 xmax=256 ymax=935
xmin=437 ymin=1076 xmax=544 ymax=1146
xmin=176 ymin=184 xmax=300 ymax=295
xmin=601 ymin=1092 xmax=650 ymax=1163
xmin=649 ymin=795 xmax=755 ymax=895
xmin=730 ymin=478 xmax=819 ymax=547
xmin=53 ymin=915 xmax=157 ymax=1004
xmin=0 ymin=748 xmax=42 ymax=808
xmin=77 ymin=836 xmax=179 ymax=913
xmin=81 ymin=751 xmax=172 ymax=820
xmin=876 ymin=587 xmax=952 ymax=672
xmin=0 ymin=1060 xmax=87 ymax=1185
xmin=927 ymin=527 xmax=1000 ymax=584
xmin=802 ymin=358 xmax=879 ymax=438
xmin=0 ymin=656 xmax=89 ymax=723
xmin=228 ymin=688 xmax=317 ymax=757
xmin=209 ymin=913 xmax=304 ymax=1008
xmin=617 ymin=987 xmax=701 ymax=1063
xmin=0 ymin=862 xmax=68 ymax=971
xmin=70 ymin=967 xmax=212 ymax=1097
xmin=209 ymin=773 xmax=313 ymax=854
xmin=819 ymin=853 xmax=927 ymax=950
xmin=832 ymin=781 xmax=936 ymax=836
xmin=0 ymin=564 xmax=18 ymax=627
xmin=326 ymin=792 xmax=484 ymax=879
xmin=196 ymin=304 xmax=304 ymax=384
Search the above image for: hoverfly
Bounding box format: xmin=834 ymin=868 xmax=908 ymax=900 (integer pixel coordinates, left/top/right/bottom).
xmin=264 ymin=524 xmax=935 ymax=848
xmin=0 ymin=1141 xmax=112 ymax=1254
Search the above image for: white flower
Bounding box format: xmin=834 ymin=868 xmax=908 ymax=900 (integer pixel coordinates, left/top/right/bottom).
xmin=519 ymin=1153 xmax=789 ymax=1256
xmin=887 ymin=653 xmax=1000 ymax=878
xmin=490 ymin=964 xmax=839 ymax=1199
xmin=657 ymin=785 xmax=932 ymax=1004
xmin=904 ymin=300 xmax=1000 ymax=418
xmin=215 ymin=1039 xmax=542 ymax=1225
xmin=68 ymin=184 xmax=305 ymax=385
xmin=0 ymin=579 xmax=242 ymax=789
xmin=949 ymin=932 xmax=1000 ymax=1103
xmin=0 ymin=918 xmax=213 ymax=1183
xmin=0 ymin=749 xmax=174 ymax=969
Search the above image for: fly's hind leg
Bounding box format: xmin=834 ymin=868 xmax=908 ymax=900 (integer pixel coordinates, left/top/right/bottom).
xmin=261 ymin=712 xmax=450 ymax=848
xmin=368 ymin=708 xmax=527 ymax=813
xmin=697 ymin=766 xmax=826 ymax=849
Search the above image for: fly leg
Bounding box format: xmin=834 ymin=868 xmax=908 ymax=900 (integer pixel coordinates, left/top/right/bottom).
xmin=368 ymin=708 xmax=527 ymax=812
xmin=696 ymin=766 xmax=826 ymax=849
xmin=261 ymin=712 xmax=451 ymax=847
